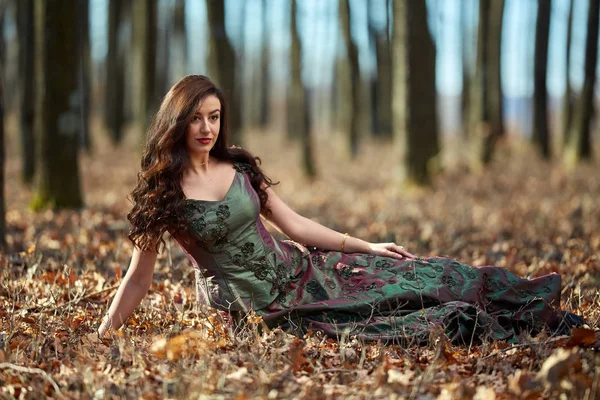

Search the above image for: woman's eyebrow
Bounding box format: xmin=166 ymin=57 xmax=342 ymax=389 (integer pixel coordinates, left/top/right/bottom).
xmin=194 ymin=109 xmax=221 ymax=116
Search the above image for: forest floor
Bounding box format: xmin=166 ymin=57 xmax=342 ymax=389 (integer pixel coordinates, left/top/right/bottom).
xmin=1 ymin=124 xmax=600 ymax=399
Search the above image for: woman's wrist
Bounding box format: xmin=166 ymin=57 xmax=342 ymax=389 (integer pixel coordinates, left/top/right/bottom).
xmin=340 ymin=233 xmax=349 ymax=252
xmin=97 ymin=315 xmax=111 ymax=337
xmin=341 ymin=235 xmax=372 ymax=254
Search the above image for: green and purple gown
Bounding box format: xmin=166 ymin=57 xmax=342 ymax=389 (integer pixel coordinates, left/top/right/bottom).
xmin=174 ymin=163 xmax=567 ymax=344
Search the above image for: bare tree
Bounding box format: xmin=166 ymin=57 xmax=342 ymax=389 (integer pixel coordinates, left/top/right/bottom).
xmin=170 ymin=0 xmax=188 ymax=82
xmin=287 ymin=0 xmax=304 ymax=139
xmin=132 ymin=0 xmax=157 ymax=133
xmin=32 ymin=0 xmax=84 ymax=209
xmin=259 ymin=0 xmax=270 ymax=129
xmin=78 ymin=0 xmax=92 ymax=151
xmin=468 ymin=0 xmax=505 ymax=166
xmin=339 ymin=0 xmax=360 ymax=158
xmin=105 ymin=0 xmax=127 ymax=144
xmin=155 ymin=1 xmax=171 ymax=99
xmin=562 ymin=0 xmax=574 ymax=147
xmin=532 ymin=0 xmax=552 ymax=158
xmin=0 ymin=1 xmax=6 ymax=246
xmin=564 ymin=0 xmax=599 ymax=165
xmin=16 ymin=0 xmax=35 ymax=183
xmin=460 ymin=0 xmax=475 ymax=138
xmin=206 ymin=0 xmax=242 ymax=145
xmin=392 ymin=0 xmax=440 ymax=185
xmin=288 ymin=0 xmax=315 ymax=177
xmin=368 ymin=0 xmax=392 ymax=137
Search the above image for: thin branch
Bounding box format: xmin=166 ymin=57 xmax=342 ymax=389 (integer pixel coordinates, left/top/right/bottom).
xmin=480 ymin=336 xmax=567 ymax=361
xmin=26 ymin=284 xmax=119 ymax=313
xmin=0 ymin=362 xmax=63 ymax=398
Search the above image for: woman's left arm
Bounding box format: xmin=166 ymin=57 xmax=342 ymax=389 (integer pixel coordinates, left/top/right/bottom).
xmin=261 ymin=186 xmax=415 ymax=260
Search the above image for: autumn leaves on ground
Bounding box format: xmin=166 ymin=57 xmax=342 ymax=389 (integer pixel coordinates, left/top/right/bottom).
xmin=1 ymin=130 xmax=600 ymax=399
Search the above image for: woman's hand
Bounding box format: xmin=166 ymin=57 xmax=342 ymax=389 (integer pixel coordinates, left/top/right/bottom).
xmin=368 ymin=242 xmax=416 ymax=260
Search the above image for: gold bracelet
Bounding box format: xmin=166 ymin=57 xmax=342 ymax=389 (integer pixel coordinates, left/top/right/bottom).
xmin=340 ymin=233 xmax=349 ymax=252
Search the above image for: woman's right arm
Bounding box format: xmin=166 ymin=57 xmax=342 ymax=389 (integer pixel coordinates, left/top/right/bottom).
xmin=97 ymin=247 xmax=157 ymax=337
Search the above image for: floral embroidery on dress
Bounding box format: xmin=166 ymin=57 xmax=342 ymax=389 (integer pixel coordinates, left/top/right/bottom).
xmin=216 ymin=204 xmax=231 ymax=219
xmin=375 ymin=259 xmax=393 ymax=270
xmin=311 ymin=254 xmax=327 ymax=267
xmin=450 ymin=260 xmax=478 ymax=280
xmin=541 ymin=286 xmax=552 ymax=293
xmin=240 ymin=242 xmax=255 ymax=257
xmin=325 ymin=280 xmax=337 ymax=289
xmin=403 ymin=271 xmax=417 ymax=281
xmin=306 ymin=280 xmax=319 ymax=293
xmin=233 ymin=161 xmax=252 ymax=174
xmin=441 ymin=275 xmax=460 ymax=296
xmin=482 ymin=273 xmax=508 ymax=292
xmin=441 ymin=275 xmax=458 ymax=288
xmin=431 ymin=264 xmax=444 ymax=273
xmin=306 ymin=279 xmax=328 ymax=301
xmin=341 ymin=282 xmax=378 ymax=295
xmin=337 ymin=264 xmax=356 ymax=280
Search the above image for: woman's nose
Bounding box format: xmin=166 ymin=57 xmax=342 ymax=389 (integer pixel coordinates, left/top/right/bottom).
xmin=200 ymin=119 xmax=210 ymax=132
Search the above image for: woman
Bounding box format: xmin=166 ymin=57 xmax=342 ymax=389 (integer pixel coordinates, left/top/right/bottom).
xmin=98 ymin=75 xmax=582 ymax=344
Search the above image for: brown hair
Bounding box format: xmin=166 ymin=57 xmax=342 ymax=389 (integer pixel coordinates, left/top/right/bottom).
xmin=127 ymin=75 xmax=277 ymax=252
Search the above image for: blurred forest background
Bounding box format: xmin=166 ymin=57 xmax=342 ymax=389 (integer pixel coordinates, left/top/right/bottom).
xmin=1 ymin=1 xmax=600 ymax=398
xmin=0 ymin=0 xmax=599 ymax=224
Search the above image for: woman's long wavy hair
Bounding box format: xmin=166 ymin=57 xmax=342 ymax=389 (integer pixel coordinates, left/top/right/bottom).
xmin=127 ymin=75 xmax=277 ymax=252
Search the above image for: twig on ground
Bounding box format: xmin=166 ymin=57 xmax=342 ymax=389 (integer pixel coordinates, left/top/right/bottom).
xmin=480 ymin=336 xmax=567 ymax=360
xmin=26 ymin=285 xmax=119 ymax=313
xmin=0 ymin=362 xmax=63 ymax=398
xmin=319 ymin=368 xmax=362 ymax=374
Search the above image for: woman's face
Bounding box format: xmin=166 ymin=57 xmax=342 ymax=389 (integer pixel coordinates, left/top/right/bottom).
xmin=185 ymin=94 xmax=221 ymax=157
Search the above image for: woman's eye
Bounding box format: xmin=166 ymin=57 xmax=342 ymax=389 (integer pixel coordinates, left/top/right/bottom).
xmin=211 ymin=115 xmax=219 ymax=121
xmin=193 ymin=116 xmax=201 ymax=121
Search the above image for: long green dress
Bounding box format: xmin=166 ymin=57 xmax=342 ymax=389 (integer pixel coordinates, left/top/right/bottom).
xmin=173 ymin=163 xmax=569 ymax=344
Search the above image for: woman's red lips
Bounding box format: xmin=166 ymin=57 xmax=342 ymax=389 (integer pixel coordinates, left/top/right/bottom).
xmin=197 ymin=138 xmax=212 ymax=144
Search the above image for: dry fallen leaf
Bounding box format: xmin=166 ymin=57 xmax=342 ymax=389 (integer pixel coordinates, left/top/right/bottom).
xmin=473 ymin=386 xmax=496 ymax=400
xmin=565 ymin=328 xmax=597 ymax=348
xmin=535 ymin=347 xmax=582 ymax=391
xmin=387 ymin=368 xmax=414 ymax=385
xmin=226 ymin=367 xmax=253 ymax=384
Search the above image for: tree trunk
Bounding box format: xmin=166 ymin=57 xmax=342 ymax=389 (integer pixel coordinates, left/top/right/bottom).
xmin=287 ymin=0 xmax=315 ymax=177
xmin=238 ymin=0 xmax=251 ymax=130
xmin=105 ymin=0 xmax=126 ymax=144
xmin=532 ymin=0 xmax=551 ymax=159
xmin=340 ymin=0 xmax=360 ymax=158
xmin=32 ymin=0 xmax=84 ymax=210
xmin=468 ymin=0 xmax=505 ymax=166
xmin=0 ymin=2 xmax=6 ymax=247
xmin=259 ymin=0 xmax=270 ymax=129
xmin=16 ymin=0 xmax=36 ymax=184
xmin=287 ymin=0 xmax=304 ymax=139
xmin=460 ymin=0 xmax=472 ymax=138
xmin=302 ymin=86 xmax=316 ymax=178
xmin=206 ymin=0 xmax=242 ymax=146
xmin=369 ymin=0 xmax=392 ymax=138
xmin=565 ymin=0 xmax=598 ymax=165
xmin=170 ymin=0 xmax=187 ymax=82
xmin=132 ymin=0 xmax=157 ymax=135
xmin=562 ymin=0 xmax=574 ymax=147
xmin=78 ymin=0 xmax=92 ymax=152
xmin=155 ymin=1 xmax=170 ymax=99
xmin=392 ymin=0 xmax=440 ymax=185
xmin=487 ymin=0 xmax=505 ymax=138
xmin=334 ymin=2 xmax=350 ymax=141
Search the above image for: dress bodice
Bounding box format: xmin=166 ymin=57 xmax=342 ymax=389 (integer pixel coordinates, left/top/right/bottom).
xmin=173 ymin=163 xmax=306 ymax=311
